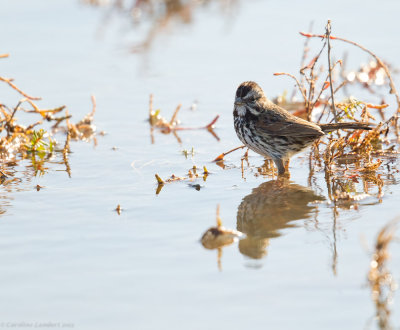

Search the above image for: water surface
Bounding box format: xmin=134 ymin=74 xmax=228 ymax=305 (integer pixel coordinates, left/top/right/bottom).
xmin=1 ymin=1 xmax=400 ymax=329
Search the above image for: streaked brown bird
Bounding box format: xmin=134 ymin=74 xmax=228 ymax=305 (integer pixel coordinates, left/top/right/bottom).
xmin=233 ymin=81 xmax=372 ymax=175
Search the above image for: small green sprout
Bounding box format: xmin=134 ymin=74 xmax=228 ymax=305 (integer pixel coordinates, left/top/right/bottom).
xmin=26 ymin=129 xmax=54 ymax=154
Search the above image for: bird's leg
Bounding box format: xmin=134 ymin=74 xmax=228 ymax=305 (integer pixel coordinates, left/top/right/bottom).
xmin=274 ymin=158 xmax=290 ymax=178
xmin=284 ymin=160 xmax=290 ymax=171
xmin=273 ymin=158 xmax=285 ymax=175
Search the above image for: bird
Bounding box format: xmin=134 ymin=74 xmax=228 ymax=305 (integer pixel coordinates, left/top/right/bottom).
xmin=233 ymin=81 xmax=372 ymax=175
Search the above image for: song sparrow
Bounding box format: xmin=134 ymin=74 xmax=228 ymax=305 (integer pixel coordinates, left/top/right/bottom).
xmin=233 ymin=81 xmax=372 ymax=175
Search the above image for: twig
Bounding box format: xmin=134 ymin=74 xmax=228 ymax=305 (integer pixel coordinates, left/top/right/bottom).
xmin=25 ymin=105 xmax=66 ymax=115
xmin=149 ymin=94 xmax=153 ymax=115
xmin=274 ymin=72 xmax=307 ymax=104
xmin=63 ymin=131 xmax=71 ymax=178
xmin=0 ymin=77 xmax=41 ymax=100
xmin=172 ymin=130 xmax=182 ymax=144
xmin=299 ymin=21 xmax=314 ymax=81
xmin=25 ymin=98 xmax=42 ymax=115
xmin=169 ymin=104 xmax=182 ymax=126
xmin=5 ymin=99 xmax=26 ymax=134
xmin=173 ymin=115 xmax=219 ymax=131
xmin=325 ymin=20 xmax=338 ymax=123
xmin=295 ymin=22 xmax=314 ymax=100
xmin=205 ymin=115 xmax=219 ymax=129
xmin=25 ymin=120 xmax=43 ymax=131
xmin=301 ymin=40 xmax=327 ymax=121
xmin=90 ymin=95 xmax=97 ymax=116
xmin=317 ymin=80 xmax=348 ymax=123
xmin=213 ymin=145 xmax=245 ymax=161
xmin=155 ymin=173 xmax=165 ymax=185
xmin=216 ymin=204 xmax=222 ymax=227
xmin=63 ymin=131 xmax=71 ymax=155
xmin=312 ymin=60 xmax=342 ymax=120
xmin=299 ymin=31 xmax=400 ymax=113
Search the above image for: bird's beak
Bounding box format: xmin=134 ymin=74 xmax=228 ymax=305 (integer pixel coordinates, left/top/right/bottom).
xmin=234 ymin=98 xmax=244 ymax=106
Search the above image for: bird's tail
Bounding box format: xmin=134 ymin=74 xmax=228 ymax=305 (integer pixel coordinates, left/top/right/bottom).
xmin=319 ymin=122 xmax=372 ymax=132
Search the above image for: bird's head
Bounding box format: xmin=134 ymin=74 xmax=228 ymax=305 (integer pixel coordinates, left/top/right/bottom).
xmin=234 ymin=81 xmax=266 ymax=117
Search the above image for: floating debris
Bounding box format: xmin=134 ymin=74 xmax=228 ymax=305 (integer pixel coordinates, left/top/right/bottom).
xmin=154 ymin=165 xmax=210 ymax=194
xmin=188 ymin=183 xmax=202 ymax=191
xmin=181 ymin=147 xmax=195 ymax=158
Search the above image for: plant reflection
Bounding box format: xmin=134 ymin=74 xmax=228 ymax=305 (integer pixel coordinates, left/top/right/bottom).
xmin=202 ymin=145 xmax=399 ymax=271
xmin=201 ymin=204 xmax=242 ymax=270
xmin=199 ymin=147 xmax=399 ymax=273
xmin=366 ymin=220 xmax=398 ymax=330
xmin=236 ymin=179 xmax=325 ymax=260
xmin=83 ymin=0 xmax=238 ymax=52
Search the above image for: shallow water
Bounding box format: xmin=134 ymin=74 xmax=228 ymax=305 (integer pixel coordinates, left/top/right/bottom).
xmin=1 ymin=0 xmax=400 ymax=329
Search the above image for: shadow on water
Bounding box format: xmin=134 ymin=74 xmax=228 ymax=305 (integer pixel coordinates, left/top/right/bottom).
xmin=237 ymin=179 xmax=325 ymax=261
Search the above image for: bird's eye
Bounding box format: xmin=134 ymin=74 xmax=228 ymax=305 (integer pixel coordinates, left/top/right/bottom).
xmin=243 ymin=92 xmax=260 ymax=101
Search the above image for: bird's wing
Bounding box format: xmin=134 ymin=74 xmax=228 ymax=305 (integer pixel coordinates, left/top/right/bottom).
xmin=255 ymin=104 xmax=324 ymax=138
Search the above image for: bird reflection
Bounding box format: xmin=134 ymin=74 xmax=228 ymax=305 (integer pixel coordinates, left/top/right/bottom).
xmin=237 ymin=179 xmax=325 ymax=260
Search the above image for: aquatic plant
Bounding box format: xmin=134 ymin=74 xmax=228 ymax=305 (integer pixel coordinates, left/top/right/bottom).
xmin=0 ymin=54 xmax=98 ymax=180
xmin=148 ymin=94 xmax=219 ymax=144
